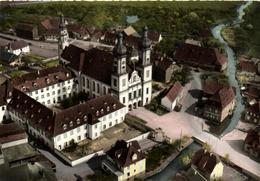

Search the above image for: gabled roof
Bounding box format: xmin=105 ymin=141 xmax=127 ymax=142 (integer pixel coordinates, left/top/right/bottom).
xmin=192 ymin=149 xmax=221 ymax=178
xmin=245 ymin=128 xmax=260 ymax=151
xmin=15 ymin=23 xmax=37 ymax=31
xmin=12 ymin=65 xmax=75 ymax=92
xmin=151 ymin=53 xmax=174 ymax=71
xmin=62 ymin=44 xmax=114 ymax=85
xmin=165 ymin=81 xmax=183 ymax=103
xmin=148 ymin=31 xmax=161 ymax=42
xmin=0 ymin=122 xmax=27 ymax=144
xmin=8 ymin=89 xmax=125 ymax=137
xmin=0 ymin=49 xmax=18 ymax=62
xmin=107 ymin=140 xmax=145 ymax=168
xmin=202 ymin=79 xmax=223 ymax=96
xmin=40 ymin=18 xmax=59 ymax=31
xmin=8 ymin=40 xmax=29 ymax=50
xmin=239 ymin=61 xmax=257 ymax=73
xmin=123 ymin=26 xmax=137 ymax=36
xmin=175 ymin=43 xmax=227 ymax=68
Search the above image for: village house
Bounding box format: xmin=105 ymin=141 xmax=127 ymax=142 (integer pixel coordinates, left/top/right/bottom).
xmin=161 ymin=81 xmax=184 ymax=111
xmin=0 ymin=122 xmax=28 ymax=149
xmin=62 ymin=27 xmax=153 ymax=111
xmin=244 ymin=127 xmax=260 ymax=158
xmin=15 ymin=23 xmax=39 ymax=40
xmin=8 ymin=89 xmax=127 ymax=151
xmin=244 ymin=102 xmax=260 ymax=125
xmin=237 ymin=56 xmax=260 ymax=84
xmin=174 ymin=43 xmax=227 ymax=72
xmin=38 ymin=17 xmax=60 ymax=41
xmin=202 ymin=79 xmax=236 ymax=123
xmin=0 ymin=49 xmax=19 ymax=66
xmin=191 ymin=149 xmax=224 ymax=181
xmin=67 ymin=23 xmax=90 ymax=40
xmin=151 ymin=53 xmax=181 ymax=83
xmin=102 ymin=140 xmax=146 ymax=181
xmin=242 ymin=86 xmax=260 ymax=106
xmin=7 ymin=40 xmax=30 ymax=56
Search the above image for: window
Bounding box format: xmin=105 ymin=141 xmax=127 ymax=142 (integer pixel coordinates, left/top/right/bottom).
xmin=58 ymin=90 xmax=61 ymax=94
xmin=47 ymin=93 xmax=50 ymax=97
xmin=123 ymin=97 xmax=125 ymax=104
xmin=97 ymin=84 xmax=100 ymax=93
xmin=47 ymin=100 xmax=50 ymax=104
xmin=146 ymin=88 xmax=149 ymax=94
xmin=113 ymin=78 xmax=117 ymax=87
xmin=77 ymin=127 xmax=81 ymax=133
xmin=41 ymin=89 xmax=43 ymax=93
xmin=2 ymin=107 xmax=5 ymax=111
xmin=103 ymin=125 xmax=106 ymax=129
xmin=93 ymin=81 xmax=95 ymax=91
xmin=35 ymin=90 xmax=38 ymax=94
xmin=83 ymin=77 xmax=85 ymax=87
xmin=129 ymin=93 xmax=131 ymax=99
xmin=134 ymin=91 xmax=136 ymax=98
xmin=78 ymin=136 xmax=81 ymax=141
xmin=146 ymin=70 xmax=150 ymax=78
xmin=103 ymin=87 xmax=106 ymax=94
xmin=109 ymin=122 xmax=112 ymax=127
xmin=95 ymin=124 xmax=97 ymax=129
xmin=63 ymin=87 xmax=66 ymax=92
xmin=122 ymin=78 xmax=126 ymax=87
xmin=41 ymin=95 xmax=44 ymax=98
xmin=57 ymin=135 xmax=61 ymax=141
xmin=46 ymin=87 xmax=49 ymax=91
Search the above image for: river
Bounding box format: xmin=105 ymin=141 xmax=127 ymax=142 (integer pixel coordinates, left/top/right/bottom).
xmin=211 ymin=0 xmax=252 ymax=136
xmin=147 ymin=1 xmax=253 ymax=180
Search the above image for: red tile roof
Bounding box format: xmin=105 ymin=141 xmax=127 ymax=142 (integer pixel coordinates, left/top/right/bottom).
xmin=239 ymin=61 xmax=257 ymax=73
xmin=165 ymin=81 xmax=183 ymax=103
xmin=8 ymin=40 xmax=29 ymax=50
xmin=202 ymin=79 xmax=223 ymax=96
xmin=107 ymin=140 xmax=145 ymax=168
xmin=40 ymin=18 xmax=59 ymax=31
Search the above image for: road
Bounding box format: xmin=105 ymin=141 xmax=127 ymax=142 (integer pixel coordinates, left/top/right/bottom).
xmin=0 ymin=33 xmax=113 ymax=58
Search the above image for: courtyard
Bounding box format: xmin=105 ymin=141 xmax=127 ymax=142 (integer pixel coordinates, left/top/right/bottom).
xmin=61 ymin=122 xmax=147 ymax=161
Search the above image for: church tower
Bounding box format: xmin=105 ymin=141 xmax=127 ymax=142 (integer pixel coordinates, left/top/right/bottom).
xmin=111 ymin=33 xmax=129 ymax=107
xmin=58 ymin=14 xmax=69 ymax=64
xmin=138 ymin=26 xmax=152 ymax=106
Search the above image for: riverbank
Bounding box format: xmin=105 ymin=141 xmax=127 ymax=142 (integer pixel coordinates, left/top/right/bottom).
xmin=145 ymin=138 xmax=193 ymax=179
xmin=221 ymin=2 xmax=260 ymax=59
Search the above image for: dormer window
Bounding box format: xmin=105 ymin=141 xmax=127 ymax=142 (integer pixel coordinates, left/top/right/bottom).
xmin=16 ymin=104 xmax=20 ymax=108
xmin=100 ymin=109 xmax=104 ymax=114
xmin=17 ymin=96 xmax=20 ymax=100
xmin=76 ymin=118 xmax=80 ymax=124
xmin=132 ymin=153 xmax=137 ymax=161
xmin=38 ymin=119 xmax=42 ymax=123
xmin=96 ymin=111 xmax=99 ymax=116
xmin=38 ymin=109 xmax=41 ymax=113
xmin=46 ymin=78 xmax=50 ymax=84
xmin=107 ymin=106 xmax=110 ymax=112
xmin=83 ymin=115 xmax=87 ymax=122
xmin=113 ymin=104 xmax=116 ymax=109
xmin=69 ymin=121 xmax=73 ymax=127
xmin=24 ymin=100 xmax=28 ymax=104
xmin=25 ymin=110 xmax=28 ymax=114
xmin=54 ymin=75 xmax=59 ymax=80
xmin=48 ymin=126 xmax=52 ymax=131
xmin=31 ymin=104 xmax=34 ymax=108
xmin=31 ymin=114 xmax=34 ymax=118
xmin=66 ymin=73 xmax=70 ymax=77
xmin=62 ymin=124 xmax=67 ymax=130
xmin=32 ymin=82 xmax=37 ymax=87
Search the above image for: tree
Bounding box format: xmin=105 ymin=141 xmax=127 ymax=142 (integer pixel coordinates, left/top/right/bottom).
xmin=202 ymin=142 xmax=212 ymax=152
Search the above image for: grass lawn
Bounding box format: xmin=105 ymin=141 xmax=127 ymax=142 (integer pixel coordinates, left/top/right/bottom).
xmin=8 ymin=70 xmax=27 ymax=78
xmin=146 ymin=141 xmax=179 ymax=172
xmin=22 ymin=54 xmax=45 ymax=63
xmin=44 ymin=59 xmax=59 ymax=68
